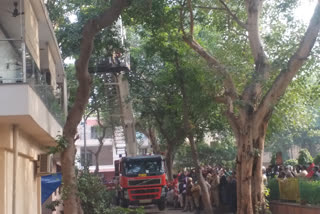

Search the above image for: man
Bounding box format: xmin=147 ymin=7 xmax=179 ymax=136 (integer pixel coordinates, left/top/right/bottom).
xmin=183 ymin=177 xmax=194 ymax=212
xmin=191 ymin=180 xmax=201 ymax=214
xmin=313 ymin=166 xmax=320 ymax=180
xmin=210 ymin=171 xmax=220 ymax=208
xmin=179 ymin=170 xmax=188 ymax=208
xmin=298 ymin=165 xmax=308 ymax=177
xmin=284 ymin=165 xmax=294 ymax=178
xmin=172 ymin=174 xmax=179 ymax=208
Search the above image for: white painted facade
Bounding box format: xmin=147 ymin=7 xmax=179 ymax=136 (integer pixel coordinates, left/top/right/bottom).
xmin=75 ymin=117 xmax=122 ymax=173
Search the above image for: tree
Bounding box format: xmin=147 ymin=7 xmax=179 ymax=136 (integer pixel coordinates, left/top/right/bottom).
xmin=129 ymin=50 xmax=187 ymax=180
xmin=298 ymin=149 xmax=313 ymax=165
xmin=56 ymin=1 xmax=130 ymax=213
xmin=176 ymin=1 xmax=320 ymax=213
xmin=126 ymin=0 xmax=320 ymax=213
xmin=314 ymin=153 xmax=320 ymax=165
xmin=130 ymin=41 xmax=227 ymax=212
xmin=128 ymin=29 xmax=228 ymax=190
xmin=265 ymin=72 xmax=320 ymax=159
xmin=87 ymin=73 xmax=121 ymax=174
xmin=175 ymin=137 xmax=236 ymax=169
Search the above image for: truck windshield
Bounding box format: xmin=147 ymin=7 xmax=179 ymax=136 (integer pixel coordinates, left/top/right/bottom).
xmin=124 ymin=159 xmax=164 ymax=176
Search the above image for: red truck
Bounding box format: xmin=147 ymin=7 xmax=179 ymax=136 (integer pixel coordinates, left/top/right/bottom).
xmin=114 ymin=155 xmax=167 ymax=210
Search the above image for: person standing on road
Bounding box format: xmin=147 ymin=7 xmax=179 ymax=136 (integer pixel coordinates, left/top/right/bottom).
xmin=210 ymin=171 xmax=220 ymax=208
xmin=191 ymin=180 xmax=201 ymax=214
xmin=183 ymin=177 xmax=194 ymax=212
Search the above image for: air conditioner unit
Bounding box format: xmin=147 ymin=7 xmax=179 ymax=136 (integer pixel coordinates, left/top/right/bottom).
xmin=37 ymin=154 xmax=53 ymax=176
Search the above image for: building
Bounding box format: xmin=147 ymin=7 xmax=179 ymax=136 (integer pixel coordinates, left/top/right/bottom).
xmin=0 ymin=0 xmax=66 ymax=213
xmin=75 ymin=117 xmax=124 ymax=181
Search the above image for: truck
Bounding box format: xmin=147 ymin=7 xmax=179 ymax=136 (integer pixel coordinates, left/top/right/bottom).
xmin=114 ymin=155 xmax=167 ymax=210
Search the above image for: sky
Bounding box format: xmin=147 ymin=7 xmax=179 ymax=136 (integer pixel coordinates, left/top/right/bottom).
xmin=294 ymin=0 xmax=318 ymax=23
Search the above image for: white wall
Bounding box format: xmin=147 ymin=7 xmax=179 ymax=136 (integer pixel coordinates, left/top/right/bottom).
xmin=75 ymin=118 xmax=120 ymax=170
xmin=0 ymin=125 xmax=43 ymax=214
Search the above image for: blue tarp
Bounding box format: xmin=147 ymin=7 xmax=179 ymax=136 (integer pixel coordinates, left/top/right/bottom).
xmin=41 ymin=173 xmax=62 ymax=204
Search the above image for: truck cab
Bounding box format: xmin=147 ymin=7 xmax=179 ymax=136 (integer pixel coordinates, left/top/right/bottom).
xmin=114 ymin=155 xmax=167 ymax=210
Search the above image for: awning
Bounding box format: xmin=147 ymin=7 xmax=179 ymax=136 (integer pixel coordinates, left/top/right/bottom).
xmin=41 ymin=173 xmax=62 ymax=204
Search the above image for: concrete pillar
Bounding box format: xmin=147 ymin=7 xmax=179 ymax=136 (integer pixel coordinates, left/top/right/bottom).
xmin=12 ymin=125 xmax=19 ymax=214
xmin=0 ymin=149 xmax=5 ymax=214
xmin=116 ymin=73 xmax=137 ymax=157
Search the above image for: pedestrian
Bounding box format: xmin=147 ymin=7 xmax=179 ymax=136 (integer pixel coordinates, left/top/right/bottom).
xmin=219 ymin=173 xmax=228 ymax=205
xmin=210 ymin=171 xmax=220 ymax=208
xmin=229 ymin=173 xmax=237 ymax=214
xmin=298 ymin=165 xmax=308 ymax=177
xmin=191 ymin=180 xmax=201 ymax=214
xmin=183 ymin=177 xmax=194 ymax=212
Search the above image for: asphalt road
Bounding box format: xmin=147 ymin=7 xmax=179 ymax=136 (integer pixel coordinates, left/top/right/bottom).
xmin=137 ymin=205 xmax=234 ymax=214
xmin=142 ymin=205 xmax=184 ymax=214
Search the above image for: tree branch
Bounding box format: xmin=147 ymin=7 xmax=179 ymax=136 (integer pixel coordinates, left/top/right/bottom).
xmin=183 ymin=37 xmax=238 ymax=100
xmin=61 ymin=1 xmax=129 ymax=212
xmin=241 ymin=0 xmax=270 ymax=105
xmin=219 ymin=0 xmax=248 ymax=30
xmin=245 ymin=0 xmax=267 ymax=63
xmin=214 ymin=96 xmax=228 ymax=104
xmin=255 ymin=2 xmax=320 ymax=124
xmin=179 ymin=1 xmax=187 ymax=36
xmin=194 ymin=6 xmax=226 ymax=10
xmin=84 ymin=109 xmax=95 ymax=120
xmin=187 ymin=0 xmax=194 ymax=36
xmin=64 ymin=0 xmax=129 ymax=136
xmin=225 ymin=111 xmax=240 ymax=141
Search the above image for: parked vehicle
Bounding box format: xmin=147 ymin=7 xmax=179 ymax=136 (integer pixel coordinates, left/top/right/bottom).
xmin=114 ymin=155 xmax=167 ymax=210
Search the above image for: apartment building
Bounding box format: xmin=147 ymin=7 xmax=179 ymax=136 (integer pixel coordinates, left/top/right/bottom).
xmin=75 ymin=117 xmax=122 ymax=181
xmin=0 ymin=0 xmax=66 ymax=213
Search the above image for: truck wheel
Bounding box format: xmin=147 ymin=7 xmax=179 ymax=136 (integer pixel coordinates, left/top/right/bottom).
xmin=120 ymin=199 xmax=129 ymax=208
xmin=158 ymin=198 xmax=166 ymax=211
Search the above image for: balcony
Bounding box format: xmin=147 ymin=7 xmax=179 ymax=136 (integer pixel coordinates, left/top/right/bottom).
xmin=0 ymin=41 xmax=65 ymax=145
xmin=0 ymin=83 xmax=63 ymax=145
xmin=0 ymin=0 xmax=66 ymax=144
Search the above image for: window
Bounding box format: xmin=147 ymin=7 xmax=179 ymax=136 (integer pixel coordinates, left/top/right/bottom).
xmin=91 ymin=126 xmax=99 ymax=139
xmin=80 ymin=149 xmax=92 ymax=166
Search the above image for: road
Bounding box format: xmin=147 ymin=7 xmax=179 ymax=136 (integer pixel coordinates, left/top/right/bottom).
xmin=139 ymin=205 xmax=234 ymax=214
xmin=142 ymin=205 xmax=183 ymax=214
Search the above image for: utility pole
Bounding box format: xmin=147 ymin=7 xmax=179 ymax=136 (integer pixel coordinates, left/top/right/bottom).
xmin=83 ymin=116 xmax=87 ymax=169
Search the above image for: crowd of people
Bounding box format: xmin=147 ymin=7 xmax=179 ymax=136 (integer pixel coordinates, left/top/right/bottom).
xmin=165 ymin=160 xmax=320 ymax=213
xmin=167 ymin=166 xmax=237 ymax=214
xmin=264 ymin=162 xmax=320 ymax=181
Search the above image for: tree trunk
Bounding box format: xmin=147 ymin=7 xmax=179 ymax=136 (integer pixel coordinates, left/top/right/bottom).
xmin=236 ymin=133 xmax=254 ymax=214
xmin=176 ymin=55 xmax=213 ymax=213
xmin=94 ymin=141 xmax=104 ymax=174
xmin=61 ymin=1 xmax=129 ymax=213
xmin=181 ymin=2 xmax=320 ymax=214
xmin=61 ymin=136 xmax=83 ymax=214
xmin=188 ymin=134 xmax=213 ymax=214
xmin=148 ymin=127 xmax=160 ymax=154
xmin=236 ymin=118 xmax=268 ymax=214
xmin=165 ymin=142 xmax=174 ymax=181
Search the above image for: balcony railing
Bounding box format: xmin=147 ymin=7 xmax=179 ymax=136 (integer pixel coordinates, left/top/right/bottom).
xmin=0 ymin=40 xmax=65 ymax=126
xmin=88 ymin=52 xmax=130 ymax=74
xmin=29 ymin=84 xmax=65 ymax=126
